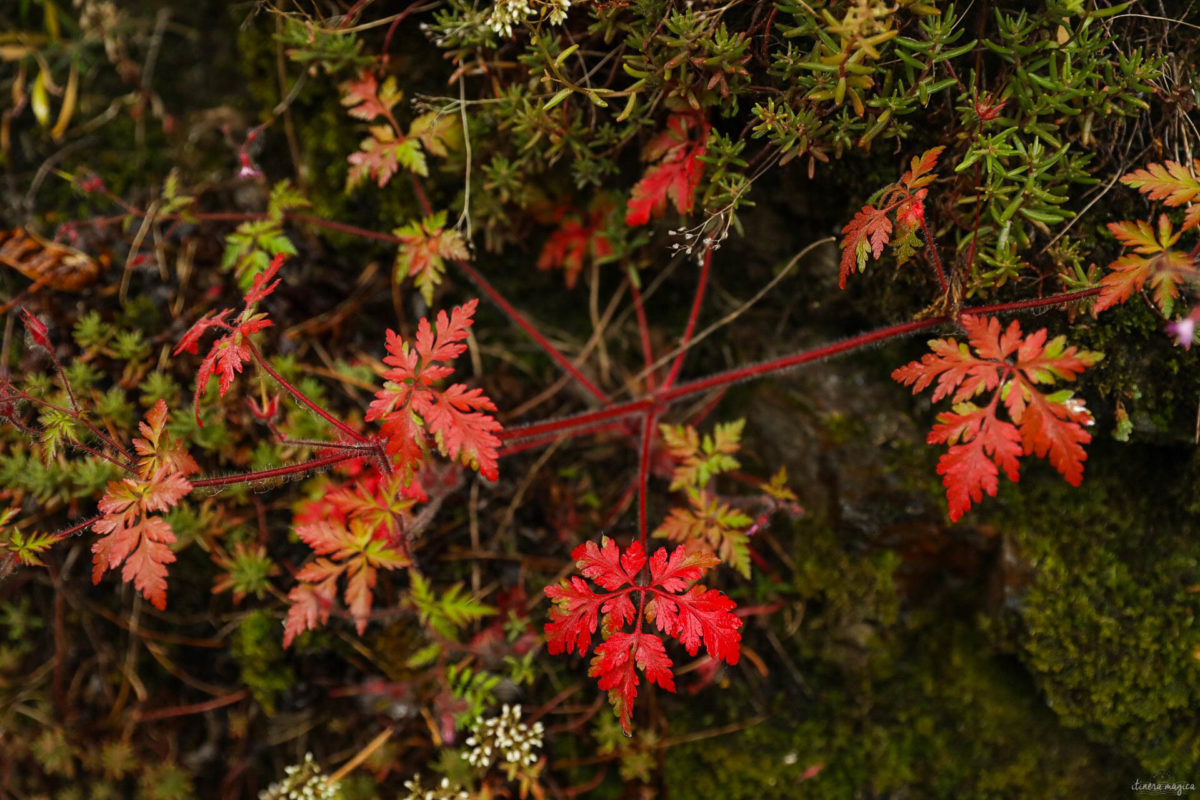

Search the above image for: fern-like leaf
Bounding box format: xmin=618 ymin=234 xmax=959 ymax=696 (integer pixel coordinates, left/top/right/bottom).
xmin=545 ymin=537 xmax=741 ymax=733
xmin=893 ymin=315 xmax=1101 ymax=521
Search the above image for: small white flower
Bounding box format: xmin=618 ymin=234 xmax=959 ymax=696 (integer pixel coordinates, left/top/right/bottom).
xmin=259 ymin=753 xmax=340 ymax=800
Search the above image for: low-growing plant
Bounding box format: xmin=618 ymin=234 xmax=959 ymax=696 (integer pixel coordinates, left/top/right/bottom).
xmin=1 ymin=0 xmax=1198 ymax=796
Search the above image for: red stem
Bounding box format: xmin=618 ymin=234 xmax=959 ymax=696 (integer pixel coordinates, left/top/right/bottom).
xmin=964 ymin=115 xmax=985 ymax=279
xmin=966 ymin=287 xmax=1101 ymax=316
xmin=497 ymin=420 xmax=630 ymax=458
xmin=50 ymin=515 xmax=101 ymax=541
xmin=600 ymin=478 xmax=640 ymax=530
xmin=7 ymin=385 xmax=135 ymax=463
xmin=919 ymin=216 xmax=948 ymax=295
xmin=190 ymin=450 xmax=362 ymax=489
xmin=662 ymin=247 xmax=712 ymax=390
xmin=628 ymin=271 xmax=657 ymax=393
xmin=406 ymin=175 xmax=610 ymax=404
xmin=659 ymin=317 xmax=948 ymax=404
xmin=498 ymin=400 xmax=652 ymax=444
xmin=246 ymin=340 xmax=367 ymax=443
xmin=68 ymin=439 xmax=137 ymax=474
xmin=135 ymin=689 xmax=248 ymax=723
xmin=637 ymin=409 xmax=657 ymax=545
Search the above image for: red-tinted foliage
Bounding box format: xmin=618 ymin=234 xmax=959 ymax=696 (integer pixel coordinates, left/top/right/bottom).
xmin=544 ymin=537 xmax=741 ymax=732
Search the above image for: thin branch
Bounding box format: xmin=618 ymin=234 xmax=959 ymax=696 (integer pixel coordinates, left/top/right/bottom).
xmin=627 ymin=270 xmax=657 ymax=393
xmin=637 ymin=408 xmax=657 ymax=546
xmin=662 ymin=247 xmax=712 ymax=390
xmin=190 ymin=450 xmax=363 ymax=489
xmin=246 ymin=340 xmax=367 ymax=443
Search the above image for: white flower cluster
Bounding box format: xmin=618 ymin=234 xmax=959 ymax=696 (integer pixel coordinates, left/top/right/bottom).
xmin=485 ymin=0 xmax=571 ymax=38
xmin=258 ymin=753 xmax=340 ymax=800
xmin=402 ymin=774 xmax=469 ymax=800
xmin=465 ymin=704 xmax=544 ymax=768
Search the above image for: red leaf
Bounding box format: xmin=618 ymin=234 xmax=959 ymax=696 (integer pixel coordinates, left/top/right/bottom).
xmin=116 ymin=517 xmax=177 ymax=610
xmin=647 ymin=545 xmax=717 ymax=593
xmin=838 ymin=147 xmax=944 ymax=288
xmin=341 ymin=73 xmax=400 ymax=123
xmin=296 ymin=520 xmax=350 ymax=557
xmin=538 ymin=205 xmax=613 ymax=288
xmin=174 ymin=309 xmax=233 ymax=356
xmin=243 ymin=252 xmax=285 ymax=305
xmin=133 ymin=399 xmax=199 ymax=480
xmin=650 ymin=584 xmax=741 ymax=662
xmin=91 ymin=461 xmax=192 ymax=610
xmin=544 ymin=537 xmax=740 ymax=732
xmin=368 ymin=300 xmax=502 ymax=479
xmin=1121 ymin=160 xmax=1200 ymax=214
xmin=575 ymin=537 xmax=645 ymax=590
xmin=589 ymin=631 xmax=675 ymax=734
xmin=838 ymin=204 xmax=892 ymax=288
xmin=393 ymin=213 xmax=469 ymax=304
xmin=545 ymin=577 xmax=610 ymax=656
xmin=284 ymin=510 xmax=410 ymax=646
xmin=928 ymin=406 xmax=1022 ymax=522
xmin=346 ymin=128 xmax=426 ymax=189
xmin=625 ymin=115 xmax=709 ymax=227
xmin=1010 ymin=388 xmax=1092 ymax=486
xmin=894 ymin=315 xmax=1100 ymax=520
xmin=414 ymin=383 xmax=502 ymax=481
xmin=1096 ymin=217 xmax=1195 ymax=314
xmin=283 ymin=579 xmax=337 ymax=648
xmin=344 ymin=560 xmax=377 ymax=635
xmin=898 ymin=146 xmax=945 ymax=191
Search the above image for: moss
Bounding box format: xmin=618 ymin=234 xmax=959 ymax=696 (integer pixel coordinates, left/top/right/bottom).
xmin=233 ymin=609 xmax=295 ymax=715
xmin=1065 ymin=302 xmax=1200 ymax=439
xmin=987 ymin=440 xmax=1200 ymax=774
xmin=665 ymin=619 xmax=1126 ymax=799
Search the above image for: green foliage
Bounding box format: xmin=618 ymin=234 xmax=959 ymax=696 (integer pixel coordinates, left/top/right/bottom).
xmin=137 ymin=762 xmax=195 ymax=800
xmin=448 ymin=661 xmax=502 ymax=726
xmin=2 ymin=0 xmax=1198 ymax=796
xmin=233 ymin=609 xmax=295 ymax=715
xmin=410 ymin=571 xmax=496 ymax=642
xmin=222 ymin=181 xmax=306 ymax=288
xmin=989 ymin=448 xmax=1200 ymax=774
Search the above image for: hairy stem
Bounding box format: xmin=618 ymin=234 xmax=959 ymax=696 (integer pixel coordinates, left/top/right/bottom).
xmin=659 ymin=317 xmax=949 ymax=404
xmin=919 ymin=216 xmax=949 ymax=295
xmin=190 ymin=450 xmax=363 ymax=489
xmin=637 ymin=408 xmax=657 ymax=546
xmin=246 ymin=340 xmax=367 ymax=443
xmin=967 ymin=287 xmax=1101 ymax=316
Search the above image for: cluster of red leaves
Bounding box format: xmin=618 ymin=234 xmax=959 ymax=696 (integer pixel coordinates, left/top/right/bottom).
xmin=283 ymin=471 xmax=414 ymax=647
xmin=92 ymin=400 xmax=200 ymax=609
xmin=1097 ymin=161 xmax=1200 ymax=318
xmin=544 ymin=537 xmax=741 ymax=733
xmin=342 ymin=72 xmax=427 ymax=188
xmin=366 ymin=299 xmax=502 ymax=481
xmin=839 ymin=146 xmax=943 ymax=288
xmin=175 ymin=253 xmax=284 ymax=425
xmin=893 ymin=315 xmax=1101 ymax=521
xmin=538 ymin=203 xmax=613 ymax=288
xmin=625 ymin=114 xmax=710 ymax=227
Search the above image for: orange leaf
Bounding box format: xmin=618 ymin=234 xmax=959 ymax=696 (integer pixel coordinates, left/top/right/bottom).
xmin=893 ymin=315 xmax=1100 ymax=520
